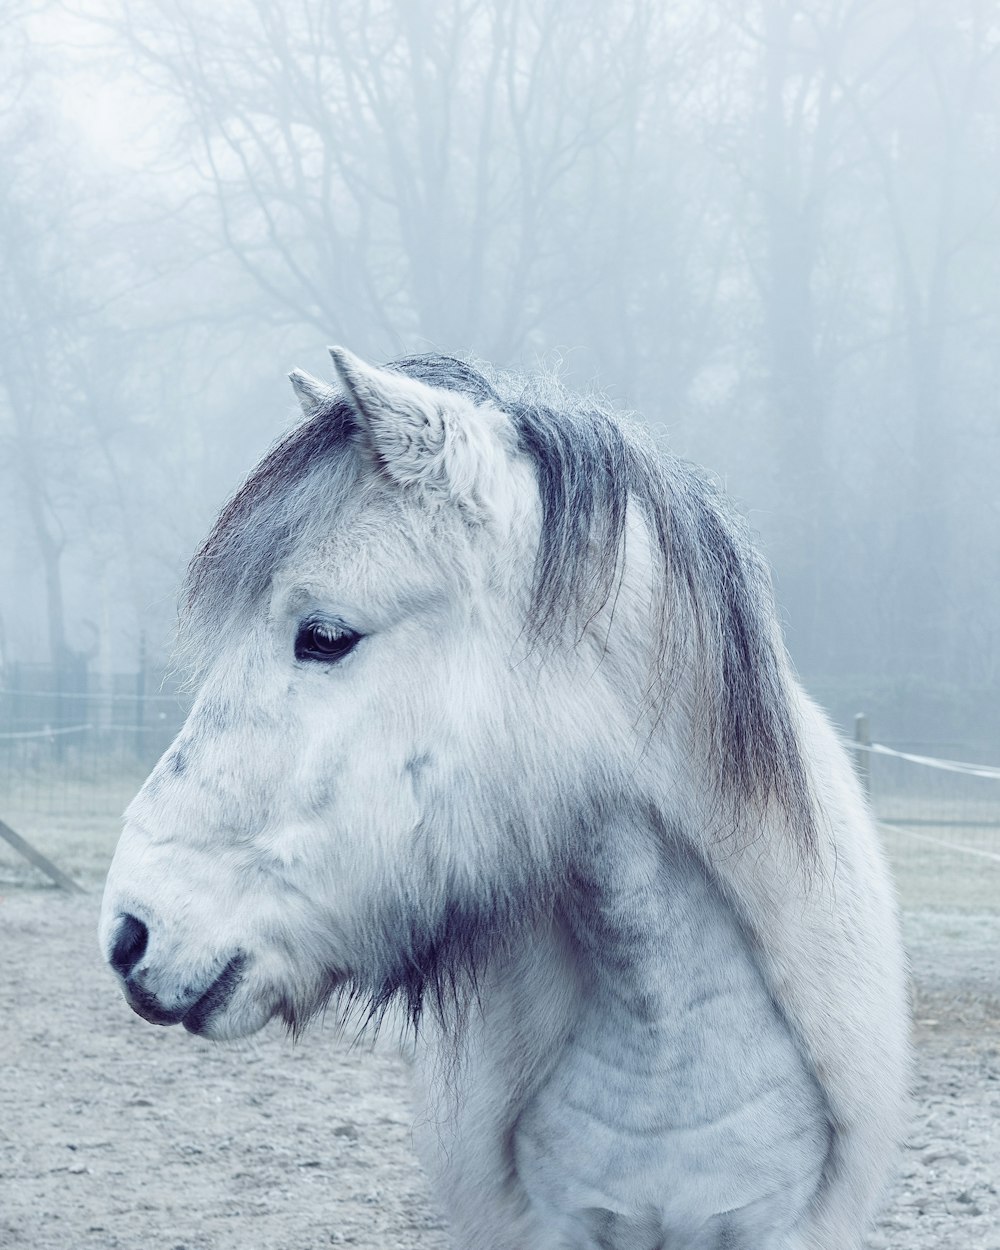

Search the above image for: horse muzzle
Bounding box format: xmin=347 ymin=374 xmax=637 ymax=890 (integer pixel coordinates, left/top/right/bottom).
xmin=106 ymin=912 xmax=248 ymax=1036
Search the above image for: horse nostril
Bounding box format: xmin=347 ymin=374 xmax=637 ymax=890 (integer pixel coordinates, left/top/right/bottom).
xmin=110 ymin=914 xmax=149 ymax=978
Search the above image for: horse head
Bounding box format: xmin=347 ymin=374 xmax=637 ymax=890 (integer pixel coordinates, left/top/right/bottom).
xmin=100 ymin=350 xmax=638 ymax=1038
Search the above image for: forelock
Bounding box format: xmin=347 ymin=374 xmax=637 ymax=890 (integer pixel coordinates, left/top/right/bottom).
xmin=181 ymin=396 xmax=358 ymax=669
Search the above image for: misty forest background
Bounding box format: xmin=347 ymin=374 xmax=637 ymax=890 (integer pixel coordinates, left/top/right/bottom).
xmin=3 ymin=0 xmax=1000 ymax=747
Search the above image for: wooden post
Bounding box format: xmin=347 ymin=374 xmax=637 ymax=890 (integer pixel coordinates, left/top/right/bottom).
xmin=854 ymin=712 xmax=871 ymax=800
xmin=0 ymin=817 xmax=85 ymax=893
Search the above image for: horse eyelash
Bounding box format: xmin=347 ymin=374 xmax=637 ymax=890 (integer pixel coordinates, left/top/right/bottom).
xmin=294 ymin=619 xmax=363 ymax=664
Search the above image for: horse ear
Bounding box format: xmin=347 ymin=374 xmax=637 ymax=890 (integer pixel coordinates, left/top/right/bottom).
xmin=328 ymin=346 xmax=496 ymax=501
xmin=288 ymin=369 xmax=335 ymax=418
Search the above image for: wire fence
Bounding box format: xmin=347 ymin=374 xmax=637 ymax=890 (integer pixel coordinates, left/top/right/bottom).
xmin=848 ymin=734 xmax=1000 ymax=912
xmin=0 ymin=676 xmax=998 ymax=909
xmin=0 ymin=669 xmax=187 ymax=887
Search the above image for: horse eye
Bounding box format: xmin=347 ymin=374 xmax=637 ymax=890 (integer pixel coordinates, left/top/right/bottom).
xmin=294 ymin=620 xmax=363 ymax=664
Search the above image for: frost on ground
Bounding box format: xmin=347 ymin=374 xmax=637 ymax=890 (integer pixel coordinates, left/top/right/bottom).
xmin=0 ymin=890 xmax=996 ymax=1250
xmin=873 ymin=910 xmax=1000 ymax=1250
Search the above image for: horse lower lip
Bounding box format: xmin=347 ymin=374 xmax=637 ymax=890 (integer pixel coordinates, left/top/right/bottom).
xmin=182 ymin=953 xmax=247 ymax=1035
xmin=124 ymin=982 xmax=187 ymax=1027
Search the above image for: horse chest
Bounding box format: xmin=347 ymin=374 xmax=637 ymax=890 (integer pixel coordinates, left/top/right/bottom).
xmin=509 ymin=842 xmax=831 ymax=1248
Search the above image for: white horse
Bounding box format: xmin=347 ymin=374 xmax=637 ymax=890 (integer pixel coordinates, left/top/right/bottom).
xmin=101 ymin=349 xmax=909 ymax=1250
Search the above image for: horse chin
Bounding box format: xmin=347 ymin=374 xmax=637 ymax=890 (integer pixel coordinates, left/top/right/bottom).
xmin=176 ymin=957 xmax=289 ymax=1042
xmin=178 ymin=957 xmax=346 ymax=1042
xmin=183 ymin=989 xmax=278 ymax=1041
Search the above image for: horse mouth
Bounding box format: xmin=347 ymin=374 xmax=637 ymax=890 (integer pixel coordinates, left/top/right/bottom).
xmin=122 ymin=953 xmax=247 ymax=1035
xmin=181 ymin=954 xmax=247 ymax=1035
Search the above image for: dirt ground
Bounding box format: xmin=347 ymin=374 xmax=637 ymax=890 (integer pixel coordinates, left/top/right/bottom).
xmin=1 ymin=884 xmax=997 ymax=1250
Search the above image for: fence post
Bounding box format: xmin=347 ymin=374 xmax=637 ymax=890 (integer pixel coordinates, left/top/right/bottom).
xmin=854 ymin=712 xmax=871 ymax=800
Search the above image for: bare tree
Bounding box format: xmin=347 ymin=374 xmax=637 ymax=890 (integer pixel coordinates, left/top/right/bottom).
xmin=105 ymin=0 xmax=705 ymax=366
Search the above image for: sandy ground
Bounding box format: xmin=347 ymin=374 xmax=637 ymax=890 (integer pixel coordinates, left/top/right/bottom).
xmin=0 ymin=886 xmax=997 ymax=1250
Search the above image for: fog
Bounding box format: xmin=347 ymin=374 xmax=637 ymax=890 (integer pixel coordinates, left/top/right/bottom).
xmin=3 ymin=0 xmax=999 ymax=745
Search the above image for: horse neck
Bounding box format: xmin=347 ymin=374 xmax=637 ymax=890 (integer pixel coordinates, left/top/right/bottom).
xmin=564 ymin=808 xmax=704 ymax=1012
xmin=450 ymin=806 xmax=761 ymax=1113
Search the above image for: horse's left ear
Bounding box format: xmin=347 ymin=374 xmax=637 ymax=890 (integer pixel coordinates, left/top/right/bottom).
xmin=329 ymin=346 xmax=507 ymax=507
xmin=289 ymin=369 xmax=335 ymax=417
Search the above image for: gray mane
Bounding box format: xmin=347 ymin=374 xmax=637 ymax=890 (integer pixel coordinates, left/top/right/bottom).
xmin=185 ymin=353 xmax=815 ymax=852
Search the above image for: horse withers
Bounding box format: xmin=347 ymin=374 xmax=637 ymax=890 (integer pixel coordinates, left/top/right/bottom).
xmin=101 ymin=349 xmax=909 ymax=1250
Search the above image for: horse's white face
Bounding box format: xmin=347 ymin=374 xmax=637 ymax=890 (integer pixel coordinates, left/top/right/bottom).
xmin=101 ymin=351 xmax=629 ymax=1040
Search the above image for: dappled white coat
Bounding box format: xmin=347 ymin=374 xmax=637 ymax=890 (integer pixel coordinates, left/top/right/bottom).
xmin=101 ymin=350 xmax=909 ymax=1250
